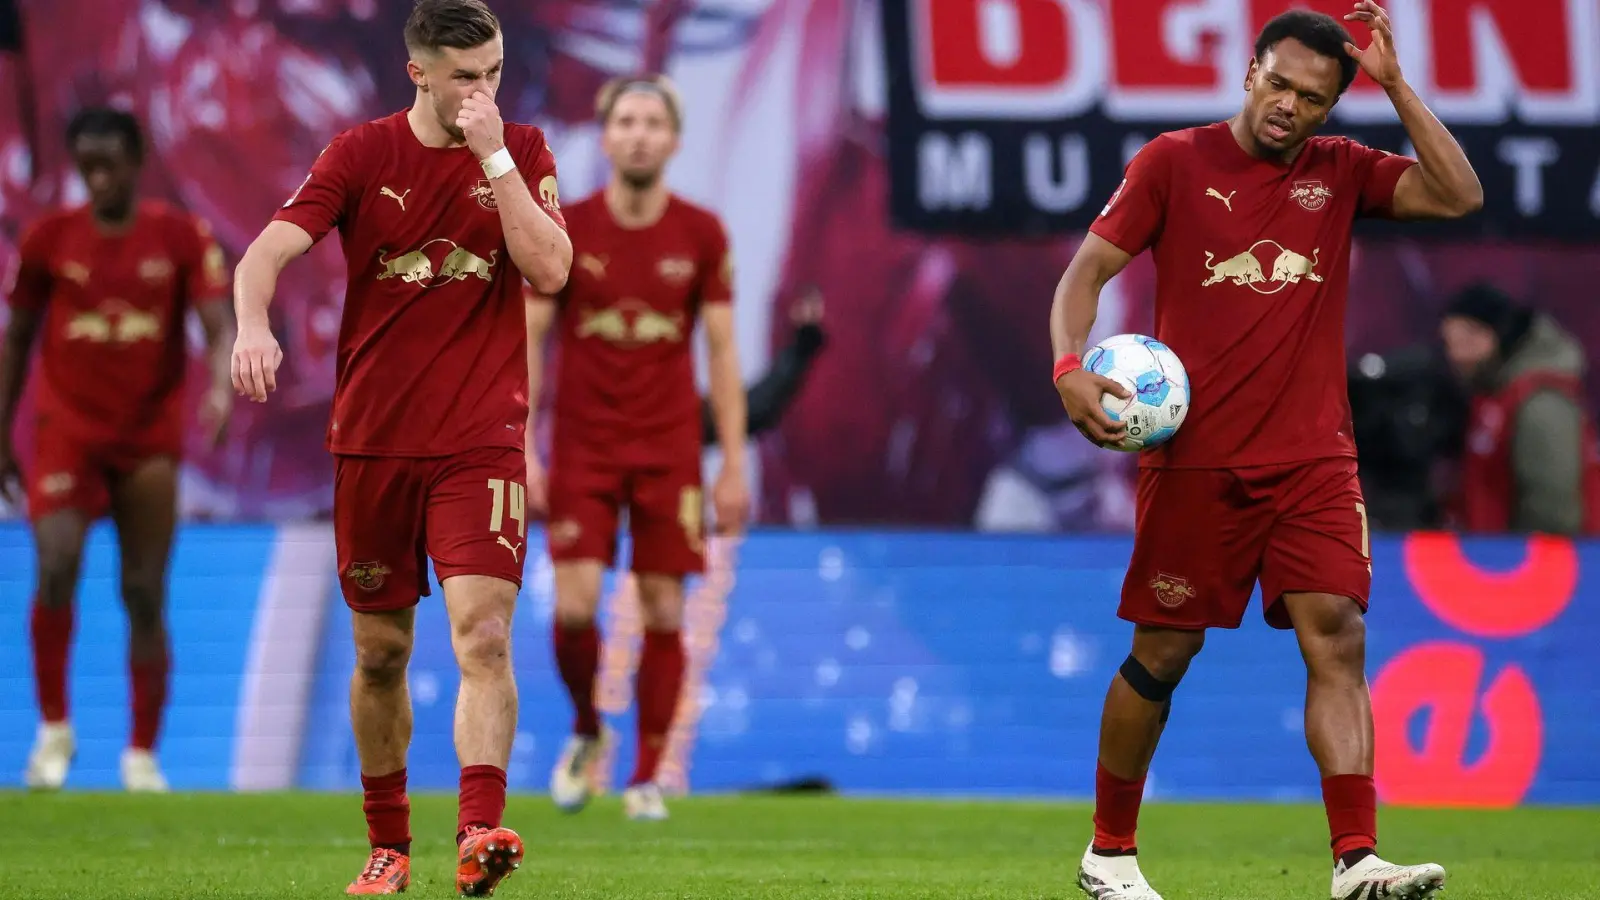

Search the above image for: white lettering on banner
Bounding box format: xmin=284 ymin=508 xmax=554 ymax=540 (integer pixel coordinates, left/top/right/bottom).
xmin=1497 ymin=137 xmax=1561 ymax=217
xmin=911 ymin=0 xmax=1600 ymax=126
xmin=1023 ymin=133 xmax=1090 ymax=212
xmin=918 ymin=132 xmax=993 ymax=210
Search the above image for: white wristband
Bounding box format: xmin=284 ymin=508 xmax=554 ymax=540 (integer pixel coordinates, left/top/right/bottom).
xmin=480 ymin=147 xmax=516 ymax=180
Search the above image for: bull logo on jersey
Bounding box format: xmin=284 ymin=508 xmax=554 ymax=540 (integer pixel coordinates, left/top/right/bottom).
xmin=1201 ymin=241 xmax=1322 ymax=295
xmin=1150 ymin=572 xmax=1195 ymax=609
xmin=138 ymin=257 xmax=173 ymax=284
xmin=59 ymin=261 xmax=90 ymax=286
xmin=1290 ymin=180 xmax=1334 ymax=211
xmin=115 ymin=310 xmax=163 ymax=343
xmin=64 ymin=302 xmax=165 ymax=344
xmin=576 ymin=300 xmax=686 ymax=347
xmin=376 ymin=239 xmax=498 ymax=288
xmin=345 ymin=561 xmax=391 ymax=592
xmin=657 ymin=256 xmax=695 ymax=284
xmin=471 ymin=180 xmax=498 ymax=211
xmin=64 ymin=312 xmax=113 ymax=342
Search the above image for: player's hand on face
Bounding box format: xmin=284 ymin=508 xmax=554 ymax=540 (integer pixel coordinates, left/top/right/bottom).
xmin=231 ymin=322 xmax=283 ymax=403
xmin=1056 ymin=368 xmax=1130 ymax=447
xmin=0 ymin=439 xmax=21 ymax=507
xmin=712 ymin=466 xmax=750 ymax=536
xmin=524 ymin=451 xmax=548 ymax=519
xmin=1343 ymin=1 xmax=1402 ymax=88
xmin=198 ymin=385 xmax=234 ymax=450
xmin=458 ymin=91 xmax=506 ymax=161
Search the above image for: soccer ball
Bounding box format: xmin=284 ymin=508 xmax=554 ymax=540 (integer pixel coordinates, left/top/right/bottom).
xmin=1081 ymin=333 xmax=1190 ymax=452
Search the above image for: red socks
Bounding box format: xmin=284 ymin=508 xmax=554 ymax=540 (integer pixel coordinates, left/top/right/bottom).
xmin=1092 ymin=762 xmax=1146 ymax=853
xmin=361 ymin=768 xmax=412 ymax=854
xmin=30 ymin=600 xmax=73 ymax=723
xmin=553 ymin=622 xmax=686 ymax=785
xmin=629 ymin=629 xmax=685 ymax=786
xmin=457 ymin=764 xmax=508 ymax=841
xmin=129 ymin=644 xmax=170 ymax=751
xmin=1322 ymin=774 xmax=1378 ymax=859
xmin=553 ymin=624 xmax=602 ymax=737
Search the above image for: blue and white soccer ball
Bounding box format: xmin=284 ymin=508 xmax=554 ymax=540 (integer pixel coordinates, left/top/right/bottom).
xmin=1082 ymin=333 xmax=1190 ymax=452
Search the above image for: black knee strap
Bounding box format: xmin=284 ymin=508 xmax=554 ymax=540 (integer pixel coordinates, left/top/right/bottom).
xmin=1120 ymin=654 xmax=1180 ymax=703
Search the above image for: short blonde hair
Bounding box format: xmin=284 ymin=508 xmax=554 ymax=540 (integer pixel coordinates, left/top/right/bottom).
xmin=595 ymin=74 xmax=684 ymax=131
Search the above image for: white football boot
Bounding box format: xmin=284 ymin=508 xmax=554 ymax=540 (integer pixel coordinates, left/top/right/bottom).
xmin=120 ymin=747 xmax=170 ymax=793
xmin=1077 ymin=846 xmax=1164 ymax=900
xmin=23 ymin=721 xmax=75 ymax=790
xmin=621 ymin=781 xmax=669 ymax=821
xmin=549 ymin=729 xmax=610 ymax=812
xmin=1331 ymin=854 xmax=1446 ymax=899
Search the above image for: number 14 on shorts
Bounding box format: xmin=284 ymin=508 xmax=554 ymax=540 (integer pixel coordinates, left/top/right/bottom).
xmin=487 ymin=478 xmax=526 ymax=558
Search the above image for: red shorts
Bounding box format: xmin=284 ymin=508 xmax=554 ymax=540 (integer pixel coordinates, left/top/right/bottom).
xmin=333 ymin=446 xmax=527 ymax=613
xmin=1121 ymin=458 xmax=1371 ymax=630
xmin=547 ymin=450 xmax=704 ymax=576
xmin=27 ymin=429 xmax=172 ymax=522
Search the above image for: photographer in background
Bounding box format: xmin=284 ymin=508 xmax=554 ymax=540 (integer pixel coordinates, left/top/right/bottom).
xmin=1440 ymin=284 xmax=1600 ymax=535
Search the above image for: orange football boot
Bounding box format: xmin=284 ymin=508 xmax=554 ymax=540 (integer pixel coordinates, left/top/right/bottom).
xmin=347 ymin=848 xmax=410 ymax=894
xmin=455 ymin=826 xmax=524 ymax=896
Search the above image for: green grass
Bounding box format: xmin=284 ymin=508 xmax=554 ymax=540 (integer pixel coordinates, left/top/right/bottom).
xmin=0 ymin=792 xmax=1595 ymax=898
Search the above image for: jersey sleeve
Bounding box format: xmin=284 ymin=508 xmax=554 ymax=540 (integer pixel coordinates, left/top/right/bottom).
xmin=273 ymin=131 xmax=358 ymax=242
xmin=183 ymin=215 xmax=230 ymax=303
xmin=5 ymin=219 xmax=56 ymax=311
xmin=1352 ymin=142 xmax=1419 ymax=219
xmin=1088 ymin=136 xmax=1173 ymax=256
xmin=517 ymin=131 xmax=567 ymax=232
xmin=697 ymin=215 xmax=733 ymax=306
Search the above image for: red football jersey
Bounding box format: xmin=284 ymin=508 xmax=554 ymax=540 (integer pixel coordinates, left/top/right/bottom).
xmin=1090 ymin=121 xmax=1416 ymax=469
xmin=6 ymin=201 xmax=228 ymax=451
xmin=553 ymin=193 xmax=731 ymax=462
xmin=273 ymin=110 xmax=565 ymax=457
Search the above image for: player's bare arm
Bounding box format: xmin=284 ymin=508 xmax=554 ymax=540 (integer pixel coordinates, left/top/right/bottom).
xmin=1050 ymin=233 xmax=1133 ymax=445
xmin=524 ymin=289 xmax=556 ymax=515
xmin=195 ymin=300 xmax=235 ymax=448
xmin=1344 ymin=1 xmax=1482 ymax=219
xmin=703 ymin=303 xmax=750 ymax=534
xmin=460 ymin=92 xmax=573 ymax=294
xmin=0 ymin=303 xmax=41 ymax=504
xmin=231 ymin=220 xmax=311 ymax=402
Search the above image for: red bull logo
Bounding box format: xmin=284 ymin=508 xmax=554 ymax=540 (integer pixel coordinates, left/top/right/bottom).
xmin=1149 ymin=572 xmax=1195 ymax=609
xmin=344 ymin=561 xmax=391 ymax=592
xmin=1201 ymin=241 xmax=1321 ymax=295
xmin=1291 ymin=180 xmax=1334 ymax=211
xmin=576 ymin=301 xmax=687 ymax=347
xmin=375 ymin=239 xmax=498 ymax=289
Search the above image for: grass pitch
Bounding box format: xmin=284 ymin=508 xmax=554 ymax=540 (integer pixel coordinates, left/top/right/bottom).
xmin=0 ymin=792 xmax=1593 ymax=898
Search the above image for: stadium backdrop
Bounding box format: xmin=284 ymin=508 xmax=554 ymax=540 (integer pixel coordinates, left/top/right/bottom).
xmin=0 ymin=524 xmax=1593 ymax=807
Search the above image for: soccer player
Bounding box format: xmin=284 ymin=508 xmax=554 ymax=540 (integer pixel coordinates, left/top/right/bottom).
xmin=0 ymin=108 xmax=234 ymax=793
xmin=229 ymin=1 xmax=570 ymax=894
xmin=1049 ymin=6 xmax=1481 ymax=900
xmin=527 ymin=74 xmax=749 ymax=822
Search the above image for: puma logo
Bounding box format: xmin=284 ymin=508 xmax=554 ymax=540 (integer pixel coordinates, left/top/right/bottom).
xmin=496 ymin=535 xmax=523 ymax=562
xmin=1205 ymin=188 xmax=1235 ymax=211
xmin=380 ymin=186 xmax=411 ymax=211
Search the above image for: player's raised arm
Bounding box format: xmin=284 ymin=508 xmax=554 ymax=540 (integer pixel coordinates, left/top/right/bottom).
xmin=1343 ymin=2 xmax=1482 ymax=219
xmin=460 ymin=100 xmax=572 ymax=294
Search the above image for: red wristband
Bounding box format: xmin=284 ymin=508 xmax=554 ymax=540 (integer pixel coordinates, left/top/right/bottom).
xmin=1052 ymin=352 xmax=1082 ymax=384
